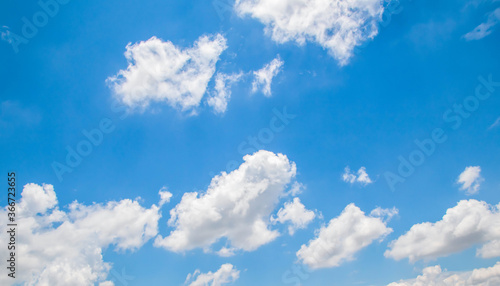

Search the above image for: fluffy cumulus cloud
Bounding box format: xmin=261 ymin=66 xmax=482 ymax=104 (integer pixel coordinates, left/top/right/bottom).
xmin=234 ymin=0 xmax=385 ymax=65
xmin=342 ymin=166 xmax=373 ymax=185
xmin=159 ymin=187 xmax=173 ymax=207
xmin=296 ymin=204 xmax=394 ymax=269
xmin=154 ymin=150 xmax=299 ymax=255
xmin=387 ymin=262 xmax=500 ymax=286
xmin=457 ymin=166 xmax=484 ymax=195
xmin=272 ymin=197 xmax=316 ymax=235
xmin=207 ymin=72 xmax=243 ymax=114
xmin=107 ymin=34 xmax=227 ymax=112
xmin=385 ymin=200 xmax=500 ymax=262
xmin=251 ymin=56 xmax=284 ymax=96
xmin=185 ymin=264 xmax=240 ymax=286
xmin=0 ymin=183 xmax=162 ymax=286
xmin=464 ymin=8 xmax=500 ymax=41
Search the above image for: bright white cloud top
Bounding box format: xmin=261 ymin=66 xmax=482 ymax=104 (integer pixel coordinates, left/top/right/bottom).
xmin=251 ymin=56 xmax=284 ymax=96
xmin=385 ymin=200 xmax=500 ymax=262
xmin=457 ymin=166 xmax=484 ymax=195
xmin=272 ymin=197 xmax=316 ymax=235
xmin=342 ymin=166 xmax=373 ymax=185
xmin=387 ymin=262 xmax=500 ymax=286
xmin=0 ymin=183 xmax=162 ymax=285
xmin=464 ymin=8 xmax=500 ymax=41
xmin=234 ymin=0 xmax=385 ymax=65
xmin=185 ymin=264 xmax=240 ymax=286
xmin=296 ymin=203 xmax=394 ymax=269
xmin=154 ymin=150 xmax=300 ymax=255
xmin=107 ymin=34 xmax=227 ymax=112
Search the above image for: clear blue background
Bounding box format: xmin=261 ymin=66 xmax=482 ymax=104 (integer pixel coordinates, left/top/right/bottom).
xmin=1 ymin=0 xmax=499 ymax=285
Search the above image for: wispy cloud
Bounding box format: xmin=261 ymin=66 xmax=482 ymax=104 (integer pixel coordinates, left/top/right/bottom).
xmin=464 ymin=7 xmax=500 ymax=40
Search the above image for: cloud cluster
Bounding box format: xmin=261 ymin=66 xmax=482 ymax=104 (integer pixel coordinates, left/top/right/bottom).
xmin=234 ymin=0 xmax=385 ymax=65
xmin=272 ymin=197 xmax=316 ymax=235
xmin=342 ymin=166 xmax=373 ymax=185
xmin=457 ymin=166 xmax=484 ymax=195
xmin=296 ymin=204 xmax=394 ymax=269
xmin=385 ymin=200 xmax=500 ymax=262
xmin=0 ymin=183 xmax=162 ymax=286
xmin=251 ymin=56 xmax=284 ymax=96
xmin=185 ymin=264 xmax=240 ymax=286
xmin=154 ymin=150 xmax=298 ymax=255
xmin=107 ymin=34 xmax=227 ymax=112
xmin=388 ymin=262 xmax=500 ymax=286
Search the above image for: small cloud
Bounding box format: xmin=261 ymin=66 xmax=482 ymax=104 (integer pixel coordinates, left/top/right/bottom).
xmin=158 ymin=187 xmax=173 ymax=207
xmin=370 ymin=207 xmax=399 ymax=223
xmin=342 ymin=166 xmax=373 ymax=186
xmin=271 ymin=197 xmax=316 ymax=235
xmin=488 ymin=117 xmax=500 ymax=130
xmin=0 ymin=26 xmax=13 ymax=44
xmin=251 ymin=56 xmax=284 ymax=97
xmin=185 ymin=264 xmax=239 ymax=286
xmin=463 ymin=7 xmax=500 ymax=40
xmin=457 ymin=166 xmax=484 ymax=195
xmin=207 ymin=72 xmax=243 ymax=114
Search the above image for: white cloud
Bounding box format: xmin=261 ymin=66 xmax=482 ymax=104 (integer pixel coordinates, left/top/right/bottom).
xmin=159 ymin=187 xmax=173 ymax=207
xmin=207 ymin=72 xmax=243 ymax=114
xmin=370 ymin=207 xmax=399 ymax=223
xmin=234 ymin=0 xmax=385 ymax=65
xmin=154 ymin=150 xmax=298 ymax=254
xmin=185 ymin=264 xmax=240 ymax=286
xmin=387 ymin=262 xmax=500 ymax=286
xmin=251 ymin=56 xmax=284 ymax=96
xmin=0 ymin=26 xmax=13 ymax=44
xmin=464 ymin=8 xmax=500 ymax=40
xmin=488 ymin=117 xmax=500 ymax=130
xmin=107 ymin=34 xmax=227 ymax=112
xmin=0 ymin=183 xmax=161 ymax=286
xmin=342 ymin=166 xmax=373 ymax=185
xmin=457 ymin=166 xmax=484 ymax=195
xmin=385 ymin=199 xmax=500 ymax=262
xmin=272 ymin=197 xmax=316 ymax=235
xmin=296 ymin=204 xmax=394 ymax=269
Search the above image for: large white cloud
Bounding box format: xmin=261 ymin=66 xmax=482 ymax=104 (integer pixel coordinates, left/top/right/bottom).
xmin=107 ymin=34 xmax=227 ymax=112
xmin=154 ymin=150 xmax=298 ymax=255
xmin=387 ymin=262 xmax=500 ymax=286
xmin=185 ymin=264 xmax=240 ymax=286
xmin=251 ymin=56 xmax=284 ymax=96
xmin=457 ymin=166 xmax=484 ymax=195
xmin=296 ymin=203 xmax=394 ymax=269
xmin=0 ymin=183 xmax=162 ymax=286
xmin=272 ymin=197 xmax=316 ymax=235
xmin=234 ymin=0 xmax=385 ymax=65
xmin=385 ymin=200 xmax=500 ymax=262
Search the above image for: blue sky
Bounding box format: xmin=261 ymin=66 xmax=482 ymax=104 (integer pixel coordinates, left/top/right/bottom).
xmin=1 ymin=0 xmax=500 ymax=285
